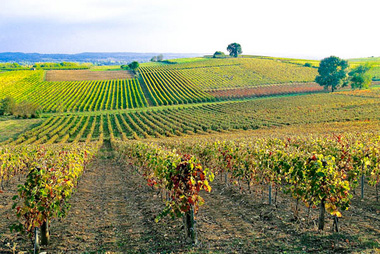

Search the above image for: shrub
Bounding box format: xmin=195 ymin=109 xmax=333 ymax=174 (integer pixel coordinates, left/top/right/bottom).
xmin=213 ymin=51 xmax=226 ymax=58
xmin=12 ymin=101 xmax=40 ymax=118
xmin=0 ymin=97 xmax=16 ymax=115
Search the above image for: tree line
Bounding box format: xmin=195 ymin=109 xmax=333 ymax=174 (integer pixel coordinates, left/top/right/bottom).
xmin=316 ymin=56 xmax=373 ymax=92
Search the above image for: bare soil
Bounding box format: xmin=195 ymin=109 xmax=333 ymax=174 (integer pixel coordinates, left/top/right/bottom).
xmin=1 ymin=145 xmax=380 ymax=253
xmin=45 ymin=70 xmax=134 ymax=81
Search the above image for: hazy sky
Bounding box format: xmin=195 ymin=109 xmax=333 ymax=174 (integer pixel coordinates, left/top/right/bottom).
xmin=0 ymin=0 xmax=379 ymax=59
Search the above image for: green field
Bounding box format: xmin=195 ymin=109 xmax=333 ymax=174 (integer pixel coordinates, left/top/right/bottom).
xmin=0 ymin=117 xmax=43 ymax=142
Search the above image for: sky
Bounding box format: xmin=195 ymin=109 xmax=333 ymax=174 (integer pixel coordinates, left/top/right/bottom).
xmin=0 ymin=0 xmax=379 ymax=59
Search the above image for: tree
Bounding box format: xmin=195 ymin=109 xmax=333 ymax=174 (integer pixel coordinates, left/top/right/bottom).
xmin=227 ymin=43 xmax=242 ymax=57
xmin=0 ymin=97 xmax=16 ymax=115
xmin=157 ymin=54 xmax=164 ymax=62
xmin=304 ymin=62 xmax=312 ymax=67
xmin=349 ymin=64 xmax=372 ymax=90
xmin=12 ymin=101 xmax=40 ymax=118
xmin=150 ymin=54 xmax=164 ymax=62
xmin=120 ymin=65 xmax=130 ymax=70
xmin=0 ymin=97 xmax=40 ymax=118
xmin=128 ymin=61 xmax=139 ymax=70
xmin=315 ymin=56 xmax=349 ymax=92
xmin=213 ymin=51 xmax=225 ymax=58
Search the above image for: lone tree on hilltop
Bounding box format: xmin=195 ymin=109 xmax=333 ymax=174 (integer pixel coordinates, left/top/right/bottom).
xmin=315 ymin=56 xmax=348 ymax=92
xmin=349 ymin=64 xmax=373 ymax=90
xmin=227 ymin=43 xmax=242 ymax=57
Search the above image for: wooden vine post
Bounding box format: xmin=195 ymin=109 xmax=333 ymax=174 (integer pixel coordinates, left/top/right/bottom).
xmin=34 ymin=227 xmax=40 ymax=254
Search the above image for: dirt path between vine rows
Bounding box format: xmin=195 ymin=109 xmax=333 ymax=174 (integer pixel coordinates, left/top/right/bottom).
xmin=0 ymin=147 xmax=188 ymax=253
xmin=1 ymin=146 xmax=380 ymax=253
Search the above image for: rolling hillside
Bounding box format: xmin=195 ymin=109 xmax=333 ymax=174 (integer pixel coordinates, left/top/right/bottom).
xmin=2 ymin=56 xmax=380 ymax=253
xmin=141 ymin=57 xmax=318 ymax=90
xmin=0 ymin=56 xmax=323 ymax=112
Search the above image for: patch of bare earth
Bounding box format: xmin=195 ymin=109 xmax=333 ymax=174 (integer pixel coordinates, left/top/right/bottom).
xmin=1 ymin=147 xmax=380 ymax=253
xmin=45 ymin=70 xmax=134 ymax=81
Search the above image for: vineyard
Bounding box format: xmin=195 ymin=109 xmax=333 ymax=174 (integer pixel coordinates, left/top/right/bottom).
xmin=0 ymin=70 xmax=43 ymax=91
xmin=3 ymin=120 xmax=380 ymax=252
xmin=0 ymin=57 xmax=378 ymax=113
xmin=115 ymin=123 xmax=380 ymax=251
xmin=141 ymin=58 xmax=318 ymax=90
xmin=138 ymin=66 xmax=214 ymax=105
xmin=2 ymin=55 xmax=380 ymax=253
xmin=0 ymin=69 xmax=215 ymax=111
xmin=208 ymin=82 xmax=324 ymax=99
xmin=0 ymin=71 xmax=148 ymax=112
xmin=0 ymin=57 xmax=328 ymax=113
xmin=116 ymin=128 xmax=380 ymax=229
xmin=45 ymin=70 xmax=134 ymax=81
xmin=0 ymin=141 xmax=102 ymax=250
xmin=1 ymin=89 xmax=380 ymax=146
xmin=336 ymin=86 xmax=380 ymax=99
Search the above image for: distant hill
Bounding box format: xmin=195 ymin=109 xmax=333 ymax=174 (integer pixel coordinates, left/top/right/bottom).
xmin=0 ymin=52 xmax=203 ymax=65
